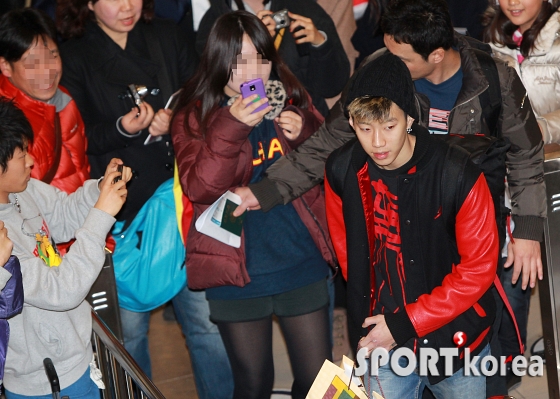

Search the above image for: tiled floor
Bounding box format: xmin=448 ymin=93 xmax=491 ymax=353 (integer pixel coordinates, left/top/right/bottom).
xmin=148 ymin=285 xmax=549 ymax=399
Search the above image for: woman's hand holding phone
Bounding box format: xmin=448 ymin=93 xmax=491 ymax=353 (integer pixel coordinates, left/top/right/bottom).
xmin=229 ymin=94 xmax=272 ymax=127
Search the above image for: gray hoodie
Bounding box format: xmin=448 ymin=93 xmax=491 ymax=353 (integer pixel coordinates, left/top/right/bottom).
xmin=0 ymin=179 xmax=115 ymax=395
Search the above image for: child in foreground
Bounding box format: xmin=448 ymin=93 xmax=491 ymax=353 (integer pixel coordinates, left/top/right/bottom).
xmin=0 ymin=98 xmax=131 ymax=398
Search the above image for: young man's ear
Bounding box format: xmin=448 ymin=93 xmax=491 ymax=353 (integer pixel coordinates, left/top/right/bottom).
xmin=0 ymin=58 xmax=13 ymax=78
xmin=406 ymin=115 xmax=414 ymax=130
xmin=349 ymin=116 xmax=355 ymax=130
xmin=427 ymin=48 xmax=445 ymax=65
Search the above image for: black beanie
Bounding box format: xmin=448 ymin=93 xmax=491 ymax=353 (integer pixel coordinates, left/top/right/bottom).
xmin=345 ymin=52 xmax=418 ymax=121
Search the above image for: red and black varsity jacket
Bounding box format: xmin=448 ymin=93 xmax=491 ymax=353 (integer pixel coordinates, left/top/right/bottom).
xmin=324 ymin=124 xmax=499 ymax=383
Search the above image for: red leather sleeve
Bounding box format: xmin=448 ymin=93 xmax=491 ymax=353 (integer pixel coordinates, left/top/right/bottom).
xmin=405 ymin=174 xmax=499 ymax=337
xmin=170 ymin=108 xmax=252 ymax=204
xmin=325 ymin=175 xmax=348 ymax=280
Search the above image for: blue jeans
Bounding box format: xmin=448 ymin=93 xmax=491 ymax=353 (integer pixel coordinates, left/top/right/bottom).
xmin=120 ymin=285 xmax=233 ymax=399
xmin=5 ymin=367 xmax=100 ymax=399
xmin=366 ymin=344 xmax=489 ymax=399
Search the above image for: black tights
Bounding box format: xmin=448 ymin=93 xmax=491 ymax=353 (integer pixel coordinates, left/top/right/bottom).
xmin=217 ymin=306 xmax=331 ymax=399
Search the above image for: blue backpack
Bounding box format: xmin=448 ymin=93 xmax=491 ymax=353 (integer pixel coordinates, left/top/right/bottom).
xmin=112 ymin=178 xmax=186 ymax=312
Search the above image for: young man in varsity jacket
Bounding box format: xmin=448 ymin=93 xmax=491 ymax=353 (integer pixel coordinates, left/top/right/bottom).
xmin=324 ymin=52 xmax=499 ymax=398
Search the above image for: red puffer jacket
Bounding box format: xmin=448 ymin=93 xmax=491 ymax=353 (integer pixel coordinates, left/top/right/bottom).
xmin=172 ymin=97 xmax=336 ymax=289
xmin=0 ymin=75 xmax=89 ymax=193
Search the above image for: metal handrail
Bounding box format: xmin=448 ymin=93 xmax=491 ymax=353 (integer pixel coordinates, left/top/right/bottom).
xmin=91 ymin=310 xmax=166 ymax=399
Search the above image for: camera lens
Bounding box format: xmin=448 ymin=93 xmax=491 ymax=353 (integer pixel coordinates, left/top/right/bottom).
xmin=250 ymin=85 xmax=255 ymax=91
xmin=280 ymin=19 xmax=285 ymax=24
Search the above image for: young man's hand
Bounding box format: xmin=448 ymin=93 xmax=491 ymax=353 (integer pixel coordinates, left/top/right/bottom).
xmin=229 ymin=95 xmax=272 ymax=127
xmin=95 ymin=159 xmax=132 ymax=217
xmin=505 ymin=238 xmax=543 ymax=289
xmin=359 ymin=314 xmax=397 ymax=355
xmin=233 ymin=186 xmax=261 ymax=216
xmin=0 ymin=221 xmax=13 ymax=267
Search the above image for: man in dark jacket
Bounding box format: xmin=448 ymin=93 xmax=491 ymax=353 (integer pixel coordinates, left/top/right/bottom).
xmin=325 ymin=51 xmax=498 ymax=399
xmin=239 ymin=0 xmax=544 ymax=291
xmin=234 ymin=0 xmax=545 ymax=395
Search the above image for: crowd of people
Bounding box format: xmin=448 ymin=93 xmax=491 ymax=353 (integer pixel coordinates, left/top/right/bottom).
xmin=0 ymin=0 xmax=555 ymax=398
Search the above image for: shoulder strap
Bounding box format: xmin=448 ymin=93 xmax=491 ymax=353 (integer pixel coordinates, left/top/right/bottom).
xmin=494 ymin=274 xmax=525 ymax=355
xmin=443 ymin=142 xmax=524 ymax=355
xmin=274 ymin=28 xmax=285 ymax=50
xmin=41 ymin=113 xmax=62 ymax=184
xmin=442 ymin=144 xmax=469 ymax=240
xmin=472 ymin=49 xmax=502 ymax=138
xmin=144 ymin=24 xmax=174 ymax=101
xmin=327 ymin=142 xmax=357 ymax=197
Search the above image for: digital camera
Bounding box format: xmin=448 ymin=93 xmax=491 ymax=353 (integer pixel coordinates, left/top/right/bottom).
xmin=271 ymin=9 xmax=290 ymax=30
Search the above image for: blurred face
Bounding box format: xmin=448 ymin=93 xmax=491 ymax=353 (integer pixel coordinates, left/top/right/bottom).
xmin=224 ymin=34 xmax=272 ymax=97
xmin=0 ymin=36 xmax=61 ymax=102
xmin=498 ymin=0 xmax=545 ymax=33
xmin=88 ymin=0 xmax=143 ymax=41
xmin=384 ymin=35 xmax=436 ymax=81
xmin=0 ymin=140 xmax=34 ymax=203
xmin=350 ymin=103 xmax=415 ymax=170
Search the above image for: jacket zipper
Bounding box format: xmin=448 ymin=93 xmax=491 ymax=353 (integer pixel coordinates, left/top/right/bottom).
xmin=448 ymin=84 xmax=489 ymax=134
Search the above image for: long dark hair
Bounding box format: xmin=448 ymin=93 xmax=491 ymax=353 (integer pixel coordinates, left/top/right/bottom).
xmin=56 ymin=0 xmax=154 ymax=39
xmin=483 ymin=1 xmax=559 ymax=56
xmin=172 ymin=11 xmax=308 ymax=139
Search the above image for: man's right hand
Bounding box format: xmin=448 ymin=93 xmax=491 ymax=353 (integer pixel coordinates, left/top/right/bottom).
xmin=0 ymin=221 xmax=13 ymax=267
xmin=233 ymin=187 xmax=261 ymax=216
xmin=95 ymin=158 xmax=132 ymax=217
xmin=121 ymin=102 xmax=155 ymax=134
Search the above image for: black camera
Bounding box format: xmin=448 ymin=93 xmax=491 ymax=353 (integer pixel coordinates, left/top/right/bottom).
xmin=271 ymin=9 xmax=291 ymax=30
xmin=113 ymin=164 xmax=124 ymax=184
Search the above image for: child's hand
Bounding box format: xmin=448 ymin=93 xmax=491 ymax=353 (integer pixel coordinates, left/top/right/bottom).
xmin=275 ymin=110 xmax=303 ymax=141
xmin=121 ymin=102 xmax=155 ymax=134
xmin=96 ymin=159 xmax=132 ymax=217
xmin=229 ymin=95 xmax=272 ymax=127
xmin=0 ymin=221 xmax=13 ymax=267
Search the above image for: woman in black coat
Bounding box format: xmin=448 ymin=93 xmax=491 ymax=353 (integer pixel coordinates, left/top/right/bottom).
xmin=197 ymin=0 xmax=350 ymax=116
xmin=56 ymin=2 xmax=233 ymax=399
xmin=58 ymin=0 xmax=197 ymax=223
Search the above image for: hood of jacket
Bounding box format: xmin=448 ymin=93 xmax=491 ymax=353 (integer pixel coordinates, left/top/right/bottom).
xmin=490 ymin=11 xmax=560 ymax=143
